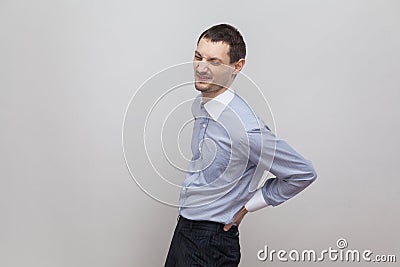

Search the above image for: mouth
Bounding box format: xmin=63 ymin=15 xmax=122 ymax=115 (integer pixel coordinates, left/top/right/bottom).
xmin=195 ymin=75 xmax=212 ymax=82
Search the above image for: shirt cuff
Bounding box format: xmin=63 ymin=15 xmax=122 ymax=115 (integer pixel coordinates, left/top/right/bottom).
xmin=245 ymin=189 xmax=270 ymax=212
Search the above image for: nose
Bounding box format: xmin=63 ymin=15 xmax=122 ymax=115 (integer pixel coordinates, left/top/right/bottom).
xmin=196 ymin=60 xmax=209 ymax=73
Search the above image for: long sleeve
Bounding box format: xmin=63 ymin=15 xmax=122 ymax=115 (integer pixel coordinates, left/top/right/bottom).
xmin=244 ymin=127 xmax=317 ymax=210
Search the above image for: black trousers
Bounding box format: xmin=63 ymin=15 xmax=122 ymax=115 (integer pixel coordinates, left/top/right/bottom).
xmin=164 ymin=216 xmax=241 ymax=267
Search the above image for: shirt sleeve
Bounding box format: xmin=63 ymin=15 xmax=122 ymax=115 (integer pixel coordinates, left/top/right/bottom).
xmin=245 ymin=188 xmax=269 ymax=212
xmin=243 ymin=127 xmax=317 ymax=210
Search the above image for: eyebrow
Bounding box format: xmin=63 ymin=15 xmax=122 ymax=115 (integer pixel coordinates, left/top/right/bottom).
xmin=195 ymin=51 xmax=223 ymax=62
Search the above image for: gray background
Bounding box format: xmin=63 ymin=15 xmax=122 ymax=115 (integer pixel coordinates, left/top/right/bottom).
xmin=1 ymin=0 xmax=399 ymax=266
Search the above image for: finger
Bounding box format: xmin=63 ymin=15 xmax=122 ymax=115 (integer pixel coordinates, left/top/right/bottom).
xmin=223 ymin=223 xmax=232 ymax=231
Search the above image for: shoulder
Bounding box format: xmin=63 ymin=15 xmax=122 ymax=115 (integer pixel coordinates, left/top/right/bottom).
xmin=225 ymin=94 xmax=265 ymax=131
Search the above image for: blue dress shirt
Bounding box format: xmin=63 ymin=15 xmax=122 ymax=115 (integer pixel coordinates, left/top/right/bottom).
xmin=179 ymin=89 xmax=317 ymax=224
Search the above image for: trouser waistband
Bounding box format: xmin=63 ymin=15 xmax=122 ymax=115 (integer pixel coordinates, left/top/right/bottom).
xmin=177 ymin=215 xmax=238 ymax=232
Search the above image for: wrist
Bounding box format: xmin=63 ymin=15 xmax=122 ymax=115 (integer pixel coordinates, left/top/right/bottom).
xmin=240 ymin=206 xmax=248 ymax=214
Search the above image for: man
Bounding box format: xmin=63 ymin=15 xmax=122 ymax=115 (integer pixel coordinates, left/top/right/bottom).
xmin=164 ymin=24 xmax=317 ymax=267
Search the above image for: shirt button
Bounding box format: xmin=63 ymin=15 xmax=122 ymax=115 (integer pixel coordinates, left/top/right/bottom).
xmin=202 ymin=123 xmax=206 ymax=128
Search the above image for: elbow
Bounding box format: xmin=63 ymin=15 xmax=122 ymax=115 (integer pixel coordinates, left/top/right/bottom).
xmin=309 ymin=168 xmax=317 ymax=183
xmin=306 ymin=161 xmax=317 ymax=184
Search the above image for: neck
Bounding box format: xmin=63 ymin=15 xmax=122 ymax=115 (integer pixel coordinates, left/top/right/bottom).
xmin=201 ymin=87 xmax=228 ymax=102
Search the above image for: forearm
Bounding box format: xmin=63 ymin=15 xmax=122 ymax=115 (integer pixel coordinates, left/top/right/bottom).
xmin=245 ymin=132 xmax=317 ymax=211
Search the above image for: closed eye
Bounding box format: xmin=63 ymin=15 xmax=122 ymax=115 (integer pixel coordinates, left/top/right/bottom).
xmin=209 ymin=60 xmax=221 ymax=66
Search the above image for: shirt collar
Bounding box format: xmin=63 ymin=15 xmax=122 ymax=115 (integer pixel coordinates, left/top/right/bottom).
xmin=202 ymin=89 xmax=235 ymax=121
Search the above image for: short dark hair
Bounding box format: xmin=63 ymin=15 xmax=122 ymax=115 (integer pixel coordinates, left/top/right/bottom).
xmin=197 ymin=24 xmax=246 ymax=64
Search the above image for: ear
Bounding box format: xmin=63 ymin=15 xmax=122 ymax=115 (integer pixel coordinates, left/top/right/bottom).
xmin=233 ymin=58 xmax=245 ymax=75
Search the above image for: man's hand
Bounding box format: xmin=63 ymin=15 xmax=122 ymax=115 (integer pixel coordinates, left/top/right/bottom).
xmin=223 ymin=206 xmax=248 ymax=231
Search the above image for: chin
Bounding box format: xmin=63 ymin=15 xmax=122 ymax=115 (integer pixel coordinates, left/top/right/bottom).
xmin=195 ymin=82 xmax=210 ymax=92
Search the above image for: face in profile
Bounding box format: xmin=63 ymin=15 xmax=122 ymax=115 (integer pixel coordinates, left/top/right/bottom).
xmin=193 ymin=38 xmax=237 ymax=96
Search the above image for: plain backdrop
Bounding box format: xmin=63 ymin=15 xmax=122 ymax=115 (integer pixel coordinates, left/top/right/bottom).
xmin=1 ymin=0 xmax=399 ymax=266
